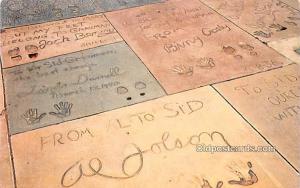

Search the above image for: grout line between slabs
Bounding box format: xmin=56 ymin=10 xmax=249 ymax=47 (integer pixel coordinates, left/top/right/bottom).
xmin=0 ymin=1 xmax=165 ymax=30
xmin=4 ymin=0 xmax=297 ymax=135
xmin=1 ymin=1 xmax=299 ymax=185
xmin=103 ymin=14 xmax=169 ymax=95
xmin=211 ymin=85 xmax=299 ymax=174
xmin=197 ymin=0 xmax=300 ymax=61
xmin=1 ymin=65 xmax=17 ymax=188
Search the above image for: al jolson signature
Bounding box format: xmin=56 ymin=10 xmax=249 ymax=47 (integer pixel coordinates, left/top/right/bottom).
xmin=61 ymin=131 xmax=231 ymax=187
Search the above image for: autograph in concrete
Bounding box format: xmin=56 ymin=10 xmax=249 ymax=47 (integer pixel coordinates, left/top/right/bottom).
xmin=61 ymin=131 xmax=230 ymax=187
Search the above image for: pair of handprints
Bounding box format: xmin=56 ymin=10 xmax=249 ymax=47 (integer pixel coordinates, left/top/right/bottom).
xmin=22 ymin=101 xmax=73 ymax=125
xmin=171 ymin=57 xmax=216 ymax=76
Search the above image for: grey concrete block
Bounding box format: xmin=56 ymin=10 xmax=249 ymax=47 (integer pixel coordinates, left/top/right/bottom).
xmin=4 ymin=41 xmax=165 ymax=134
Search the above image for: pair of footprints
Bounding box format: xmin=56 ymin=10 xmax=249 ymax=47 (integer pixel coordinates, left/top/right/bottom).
xmin=223 ymin=42 xmax=258 ymax=60
xmin=201 ymin=161 xmax=258 ymax=188
xmin=254 ymin=23 xmax=288 ymax=38
xmin=8 ymin=45 xmax=39 ymax=61
xmin=116 ymin=81 xmax=147 ymax=101
xmin=22 ymin=102 xmax=73 ymax=125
